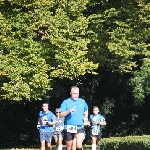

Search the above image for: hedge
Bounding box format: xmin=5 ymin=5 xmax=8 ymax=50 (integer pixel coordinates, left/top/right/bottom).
xmin=7 ymin=135 xmax=150 ymax=150
xmin=99 ymin=135 xmax=150 ymax=150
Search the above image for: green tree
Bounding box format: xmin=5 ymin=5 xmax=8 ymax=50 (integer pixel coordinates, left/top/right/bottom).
xmin=0 ymin=0 xmax=98 ymax=100
xmin=130 ymin=58 xmax=150 ymax=105
xmin=86 ymin=0 xmax=150 ymax=73
xmin=85 ymin=0 xmax=150 ymax=105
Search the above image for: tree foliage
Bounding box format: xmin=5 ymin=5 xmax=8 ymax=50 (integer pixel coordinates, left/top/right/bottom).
xmin=0 ymin=0 xmax=98 ymax=100
xmin=87 ymin=0 xmax=150 ymax=73
xmin=130 ymin=58 xmax=150 ymax=105
xmin=84 ymin=0 xmax=150 ymax=105
xmin=1 ymin=0 xmax=150 ymax=147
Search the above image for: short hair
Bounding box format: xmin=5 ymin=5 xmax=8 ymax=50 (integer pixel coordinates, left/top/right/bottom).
xmin=93 ymin=106 xmax=99 ymax=110
xmin=42 ymin=103 xmax=49 ymax=108
xmin=71 ymin=86 xmax=79 ymax=91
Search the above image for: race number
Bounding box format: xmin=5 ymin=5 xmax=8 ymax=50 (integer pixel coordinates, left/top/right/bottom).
xmin=56 ymin=126 xmax=64 ymax=132
xmin=67 ymin=125 xmax=77 ymax=133
xmin=42 ymin=116 xmax=48 ymax=126
xmin=92 ymin=127 xmax=98 ymax=135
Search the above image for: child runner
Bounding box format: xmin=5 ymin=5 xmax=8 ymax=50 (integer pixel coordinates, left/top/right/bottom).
xmin=53 ymin=108 xmax=65 ymax=150
xmin=37 ymin=103 xmax=56 ymax=150
xmin=90 ymin=106 xmax=106 ymax=150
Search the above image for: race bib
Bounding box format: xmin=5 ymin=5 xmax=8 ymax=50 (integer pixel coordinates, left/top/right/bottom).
xmin=92 ymin=127 xmax=98 ymax=135
xmin=42 ymin=116 xmax=48 ymax=126
xmin=67 ymin=125 xmax=77 ymax=133
xmin=56 ymin=126 xmax=64 ymax=132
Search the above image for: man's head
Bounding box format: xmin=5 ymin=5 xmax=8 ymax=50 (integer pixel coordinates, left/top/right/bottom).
xmin=93 ymin=106 xmax=99 ymax=115
xmin=42 ymin=103 xmax=49 ymax=112
xmin=70 ymin=86 xmax=79 ymax=100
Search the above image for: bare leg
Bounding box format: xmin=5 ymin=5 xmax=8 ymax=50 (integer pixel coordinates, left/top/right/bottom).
xmin=92 ymin=137 xmax=97 ymax=150
xmin=75 ymin=133 xmax=84 ymax=149
xmin=72 ymin=138 xmax=76 ymax=150
xmin=66 ymin=140 xmax=73 ymax=150
xmin=47 ymin=142 xmax=52 ymax=150
xmin=55 ymin=138 xmax=59 ymax=149
xmin=40 ymin=140 xmax=45 ymax=150
xmin=57 ymin=135 xmax=63 ymax=150
xmin=97 ymin=140 xmax=101 ymax=150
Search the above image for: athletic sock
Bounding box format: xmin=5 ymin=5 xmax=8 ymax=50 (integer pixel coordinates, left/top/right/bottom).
xmin=92 ymin=144 xmax=96 ymax=150
xmin=97 ymin=145 xmax=100 ymax=150
xmin=58 ymin=145 xmax=63 ymax=150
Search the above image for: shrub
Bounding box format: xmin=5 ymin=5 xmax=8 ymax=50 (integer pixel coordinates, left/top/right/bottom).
xmin=82 ymin=135 xmax=150 ymax=150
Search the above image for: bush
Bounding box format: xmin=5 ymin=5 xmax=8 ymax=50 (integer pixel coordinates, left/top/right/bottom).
xmin=4 ymin=135 xmax=150 ymax=150
xmin=82 ymin=135 xmax=150 ymax=150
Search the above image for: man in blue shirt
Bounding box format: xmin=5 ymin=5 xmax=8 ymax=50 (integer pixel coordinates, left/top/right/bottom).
xmin=37 ymin=103 xmax=56 ymax=150
xmin=59 ymin=86 xmax=88 ymax=150
xmin=89 ymin=106 xmax=106 ymax=150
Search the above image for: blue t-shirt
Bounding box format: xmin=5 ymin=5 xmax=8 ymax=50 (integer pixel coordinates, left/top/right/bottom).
xmin=90 ymin=114 xmax=105 ymax=133
xmin=39 ymin=110 xmax=56 ymax=132
xmin=53 ymin=117 xmax=65 ymax=134
xmin=59 ymin=98 xmax=88 ymax=129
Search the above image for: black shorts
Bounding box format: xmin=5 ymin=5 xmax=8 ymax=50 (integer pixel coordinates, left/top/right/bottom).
xmin=64 ymin=128 xmax=84 ymax=141
xmin=91 ymin=131 xmax=102 ymax=141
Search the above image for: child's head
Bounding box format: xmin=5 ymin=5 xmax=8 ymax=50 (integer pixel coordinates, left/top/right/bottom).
xmin=55 ymin=108 xmax=60 ymax=116
xmin=93 ymin=106 xmax=99 ymax=115
xmin=42 ymin=103 xmax=49 ymax=112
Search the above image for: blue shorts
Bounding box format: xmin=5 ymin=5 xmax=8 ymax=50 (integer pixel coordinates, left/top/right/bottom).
xmin=52 ymin=130 xmax=64 ymax=141
xmin=40 ymin=131 xmax=53 ymax=143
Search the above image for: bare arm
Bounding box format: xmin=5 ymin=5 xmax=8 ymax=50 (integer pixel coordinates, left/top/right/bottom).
xmin=37 ymin=118 xmax=40 ymax=129
xmin=99 ymin=121 xmax=106 ymax=126
xmin=59 ymin=107 xmax=76 ymax=118
xmin=84 ymin=101 xmax=88 ymax=121
xmin=38 ymin=118 xmax=40 ymax=125
xmin=48 ymin=120 xmax=56 ymax=125
xmin=84 ymin=110 xmax=88 ymax=119
xmin=84 ymin=110 xmax=89 ymax=123
xmin=84 ymin=120 xmax=91 ymax=126
xmin=83 ymin=110 xmax=90 ymax=126
xmin=59 ymin=110 xmax=70 ymax=118
xmin=42 ymin=120 xmax=56 ymax=125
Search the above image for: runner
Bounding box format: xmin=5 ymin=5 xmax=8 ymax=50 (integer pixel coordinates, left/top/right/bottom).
xmin=53 ymin=108 xmax=65 ymax=150
xmin=59 ymin=86 xmax=88 ymax=150
xmin=90 ymin=106 xmax=106 ymax=150
xmin=37 ymin=103 xmax=56 ymax=150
